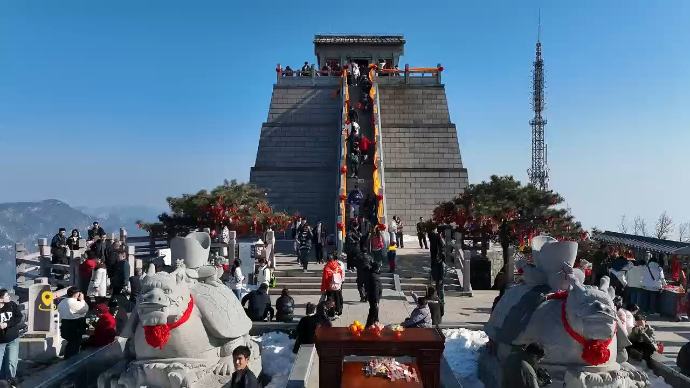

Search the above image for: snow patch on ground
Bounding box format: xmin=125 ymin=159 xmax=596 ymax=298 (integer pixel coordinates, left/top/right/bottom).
xmin=442 ymin=328 xmax=489 ymax=388
xmin=440 ymin=328 xmax=672 ymax=388
xmin=252 ymin=331 xmax=296 ymax=388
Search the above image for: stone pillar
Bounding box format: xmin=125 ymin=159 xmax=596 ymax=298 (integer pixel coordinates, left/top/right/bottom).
xmin=436 ymin=63 xmax=442 ymax=84
xmin=336 ymin=215 xmax=343 ymax=257
xmin=28 ymin=278 xmax=55 ymax=333
xmin=276 ymin=63 xmax=281 ymax=83
xmin=120 ymin=228 xmax=127 ymax=244
xmin=266 ymin=230 xmax=275 ymax=269
xmin=127 ymin=245 xmax=138 ymax=272
xmin=106 ymin=232 xmax=117 ymax=241
xmin=38 ymin=239 xmax=52 ymax=278
xmin=404 ymin=64 xmax=410 ymax=84
xmin=310 ymin=64 xmax=315 ymax=79
xmin=463 ymin=250 xmax=473 ymax=293
xmin=69 ymin=250 xmax=81 ymax=286
xmin=227 ymin=231 xmax=237 ymax=264
xmin=15 ymin=243 xmax=27 ymax=284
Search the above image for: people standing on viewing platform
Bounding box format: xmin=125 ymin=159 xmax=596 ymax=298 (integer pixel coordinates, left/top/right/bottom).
xmin=105 ymin=241 xmax=122 ymax=280
xmin=283 ymin=66 xmax=294 ymax=76
xmin=110 ymin=249 xmax=130 ymax=297
xmin=300 ymin=61 xmax=310 ymax=76
xmin=57 ymin=287 xmax=89 ymax=359
xmin=128 ymin=267 xmax=143 ymax=311
xmin=416 ymin=217 xmax=428 ymax=249
xmin=88 ymin=260 xmax=109 ymax=305
xmin=78 ymin=251 xmax=97 ymax=295
xmin=66 ymin=229 xmax=81 ymax=251
xmin=91 ymin=231 xmax=108 ymax=262
xmin=0 ymin=289 xmax=23 ymax=384
xmin=51 ymin=228 xmax=68 ymax=280
xmin=87 ymin=222 xmax=105 ymax=241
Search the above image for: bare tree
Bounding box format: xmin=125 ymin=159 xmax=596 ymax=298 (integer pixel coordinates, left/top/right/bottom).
xmin=679 ymin=222 xmax=690 ymax=242
xmin=618 ymin=215 xmax=628 ymax=233
xmin=633 ymin=215 xmax=646 ymax=236
xmin=654 ymin=211 xmax=674 ymax=239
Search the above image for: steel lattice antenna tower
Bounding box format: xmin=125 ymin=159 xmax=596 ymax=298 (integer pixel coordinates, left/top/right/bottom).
xmin=528 ymin=10 xmax=549 ymax=190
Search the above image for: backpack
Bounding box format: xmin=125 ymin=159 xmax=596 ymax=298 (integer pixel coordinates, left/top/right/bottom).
xmin=269 ymin=269 xmax=276 ymax=288
xmin=329 ymin=271 xmax=343 ymax=291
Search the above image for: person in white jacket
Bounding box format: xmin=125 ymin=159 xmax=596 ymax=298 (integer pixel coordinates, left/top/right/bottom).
xmin=256 ymin=258 xmax=272 ymax=292
xmin=626 ymin=262 xmax=645 ymax=309
xmin=225 ymin=259 xmax=245 ymax=300
xmin=641 ymin=256 xmax=666 ymax=314
xmin=88 ymin=261 xmax=109 ymax=305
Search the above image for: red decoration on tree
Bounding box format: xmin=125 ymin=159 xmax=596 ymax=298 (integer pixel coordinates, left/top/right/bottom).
xmin=551 ymin=200 xmax=558 ymax=205
xmin=339 ymin=194 xmax=346 ymax=201
xmin=137 ymin=223 xmax=142 ymax=229
xmin=580 ymin=232 xmax=588 ymax=241
xmin=340 ymin=166 xmax=347 ymax=174
xmin=378 ymin=224 xmax=386 ymax=231
xmin=337 ymin=222 xmax=344 ymax=230
xmin=560 ymin=301 xmax=615 ymax=365
xmin=437 ymin=66 xmax=444 ymax=72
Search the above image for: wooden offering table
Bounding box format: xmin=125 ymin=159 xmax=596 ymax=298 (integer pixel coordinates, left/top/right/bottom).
xmin=315 ymin=327 xmax=445 ymax=388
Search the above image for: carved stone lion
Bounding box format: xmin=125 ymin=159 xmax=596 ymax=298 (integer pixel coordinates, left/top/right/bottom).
xmin=98 ymin=232 xmax=261 ymax=388
xmin=480 ymin=236 xmax=651 ymax=388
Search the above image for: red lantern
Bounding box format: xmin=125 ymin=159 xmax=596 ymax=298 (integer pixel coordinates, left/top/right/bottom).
xmin=345 ymin=120 xmax=350 ymax=125
xmin=376 ymin=194 xmax=383 ymax=201
xmin=378 ymin=224 xmax=386 ymax=231
xmin=343 ymin=64 xmax=349 ymax=69
xmin=373 ymin=165 xmax=378 ymax=171
xmin=437 ymin=66 xmax=444 ymax=72
xmin=551 ymin=199 xmax=557 ymax=205
xmin=340 ymin=166 xmax=347 ymax=174
xmin=275 ymin=67 xmax=281 ymax=73
xmin=337 ymin=222 xmax=345 ymax=230
xmin=339 ymin=194 xmax=346 ymax=201
xmin=371 ymin=119 xmax=376 ymax=125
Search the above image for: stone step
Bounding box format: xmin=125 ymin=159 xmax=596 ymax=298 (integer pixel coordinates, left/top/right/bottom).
xmin=276 ymin=276 xmax=394 ymax=284
xmin=273 ymin=269 xmax=394 ymax=278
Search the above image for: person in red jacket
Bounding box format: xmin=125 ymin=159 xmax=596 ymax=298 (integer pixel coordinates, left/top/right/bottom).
xmin=79 ymin=251 xmax=97 ymax=296
xmin=321 ymin=254 xmax=344 ymax=317
xmin=358 ymin=135 xmax=375 ymax=162
xmin=83 ymin=302 xmax=117 ymax=348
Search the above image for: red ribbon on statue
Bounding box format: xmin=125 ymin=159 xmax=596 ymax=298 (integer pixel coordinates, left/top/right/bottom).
xmin=559 ymin=300 xmax=615 ymax=365
xmin=143 ymin=296 xmax=194 ymax=350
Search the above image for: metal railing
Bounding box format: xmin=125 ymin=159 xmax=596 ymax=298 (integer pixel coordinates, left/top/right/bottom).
xmin=371 ymin=68 xmax=389 ymax=226
xmin=336 ymin=70 xmax=348 ymax=257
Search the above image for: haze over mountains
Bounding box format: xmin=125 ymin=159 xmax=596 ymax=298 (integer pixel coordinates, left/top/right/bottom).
xmin=0 ymin=200 xmax=163 ymax=288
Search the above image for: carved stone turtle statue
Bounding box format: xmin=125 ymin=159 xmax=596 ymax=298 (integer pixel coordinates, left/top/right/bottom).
xmin=481 ymin=236 xmax=650 ymax=388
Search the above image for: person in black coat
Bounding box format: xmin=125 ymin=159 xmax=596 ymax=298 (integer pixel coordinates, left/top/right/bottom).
xmin=423 ymin=286 xmax=443 ymax=325
xmin=241 ymin=284 xmax=274 ymax=321
xmin=358 ymin=216 xmax=371 ymax=252
xmin=292 ymin=302 xmax=332 ymax=354
xmin=431 ymin=248 xmax=446 ymax=312
xmin=110 ymin=250 xmax=130 ymax=296
xmin=128 ymin=268 xmax=142 ymax=311
xmin=91 ymin=232 xmax=108 ymax=262
xmin=87 ymin=222 xmax=105 ymax=241
xmin=345 ymin=220 xmax=362 ymax=271
xmin=230 ymin=345 xmax=260 ymax=388
xmin=275 ymin=288 xmax=295 ymax=323
xmin=428 ymin=226 xmax=444 ymax=267
xmin=356 ymin=249 xmax=372 ymax=302
xmin=365 ymin=260 xmax=382 ymax=327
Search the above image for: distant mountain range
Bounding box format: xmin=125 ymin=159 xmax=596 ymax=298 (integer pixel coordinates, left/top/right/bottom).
xmin=0 ymin=200 xmax=164 ymax=288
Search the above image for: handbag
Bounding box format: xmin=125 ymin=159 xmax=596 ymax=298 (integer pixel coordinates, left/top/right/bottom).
xmin=16 ymin=322 xmax=28 ymax=338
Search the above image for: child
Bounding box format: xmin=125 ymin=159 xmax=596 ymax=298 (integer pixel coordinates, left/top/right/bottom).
xmin=627 ymin=314 xmax=657 ymax=361
xmin=231 ymin=345 xmax=260 ymax=388
xmin=387 ymin=241 xmax=396 ymax=273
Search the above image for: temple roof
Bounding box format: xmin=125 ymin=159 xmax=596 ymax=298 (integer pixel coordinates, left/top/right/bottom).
xmin=591 ymin=231 xmax=690 ymax=254
xmin=313 ymin=35 xmax=405 ymax=45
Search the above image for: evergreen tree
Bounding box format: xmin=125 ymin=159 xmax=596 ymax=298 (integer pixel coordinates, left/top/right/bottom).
xmin=137 ymin=179 xmax=295 ymax=237
xmin=431 ymin=175 xmax=586 ymax=265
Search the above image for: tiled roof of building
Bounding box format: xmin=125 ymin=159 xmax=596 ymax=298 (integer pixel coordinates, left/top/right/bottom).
xmin=591 ymin=231 xmax=690 ymax=254
xmin=313 ymin=35 xmax=405 ymax=44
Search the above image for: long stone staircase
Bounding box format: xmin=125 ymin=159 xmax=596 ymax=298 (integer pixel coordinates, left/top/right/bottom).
xmin=344 ymin=85 xmax=375 ymax=226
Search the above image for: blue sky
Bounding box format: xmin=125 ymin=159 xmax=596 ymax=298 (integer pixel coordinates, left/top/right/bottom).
xmin=0 ymin=0 xmax=688 ymax=236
